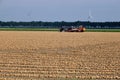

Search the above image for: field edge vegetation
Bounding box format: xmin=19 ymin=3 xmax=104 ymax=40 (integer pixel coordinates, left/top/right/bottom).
xmin=0 ymin=28 xmax=120 ymax=32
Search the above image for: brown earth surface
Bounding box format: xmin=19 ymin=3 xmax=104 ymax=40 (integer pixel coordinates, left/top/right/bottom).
xmin=0 ymin=31 xmax=120 ymax=80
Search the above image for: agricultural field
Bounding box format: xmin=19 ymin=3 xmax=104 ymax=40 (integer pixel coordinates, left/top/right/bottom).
xmin=0 ymin=31 xmax=120 ymax=80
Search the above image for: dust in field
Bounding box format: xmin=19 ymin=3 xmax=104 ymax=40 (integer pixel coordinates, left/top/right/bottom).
xmin=0 ymin=31 xmax=120 ymax=80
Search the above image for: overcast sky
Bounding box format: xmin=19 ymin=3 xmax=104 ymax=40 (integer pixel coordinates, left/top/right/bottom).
xmin=0 ymin=0 xmax=120 ymax=22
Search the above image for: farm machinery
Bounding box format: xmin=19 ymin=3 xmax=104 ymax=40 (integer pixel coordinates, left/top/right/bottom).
xmin=60 ymin=25 xmax=86 ymax=32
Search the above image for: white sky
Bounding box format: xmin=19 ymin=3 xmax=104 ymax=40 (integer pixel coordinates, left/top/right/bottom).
xmin=0 ymin=0 xmax=120 ymax=22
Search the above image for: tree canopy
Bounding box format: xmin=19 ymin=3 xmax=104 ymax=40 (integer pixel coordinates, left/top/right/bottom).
xmin=0 ymin=21 xmax=120 ymax=29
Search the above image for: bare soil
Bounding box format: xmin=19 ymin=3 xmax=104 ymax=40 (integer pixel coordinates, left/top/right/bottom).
xmin=0 ymin=31 xmax=120 ymax=80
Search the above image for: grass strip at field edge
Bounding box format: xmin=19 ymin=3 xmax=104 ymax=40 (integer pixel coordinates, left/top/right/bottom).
xmin=0 ymin=28 xmax=120 ymax=32
xmin=86 ymin=29 xmax=120 ymax=32
xmin=0 ymin=28 xmax=59 ymax=31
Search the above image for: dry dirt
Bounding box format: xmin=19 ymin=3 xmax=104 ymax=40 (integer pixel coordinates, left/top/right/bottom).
xmin=0 ymin=31 xmax=120 ymax=80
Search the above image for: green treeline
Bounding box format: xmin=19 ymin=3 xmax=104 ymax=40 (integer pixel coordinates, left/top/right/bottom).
xmin=0 ymin=21 xmax=120 ymax=29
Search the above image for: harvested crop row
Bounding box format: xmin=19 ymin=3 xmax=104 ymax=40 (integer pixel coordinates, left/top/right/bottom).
xmin=0 ymin=31 xmax=120 ymax=80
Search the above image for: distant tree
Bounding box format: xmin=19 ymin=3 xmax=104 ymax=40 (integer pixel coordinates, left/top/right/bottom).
xmin=0 ymin=21 xmax=120 ymax=29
